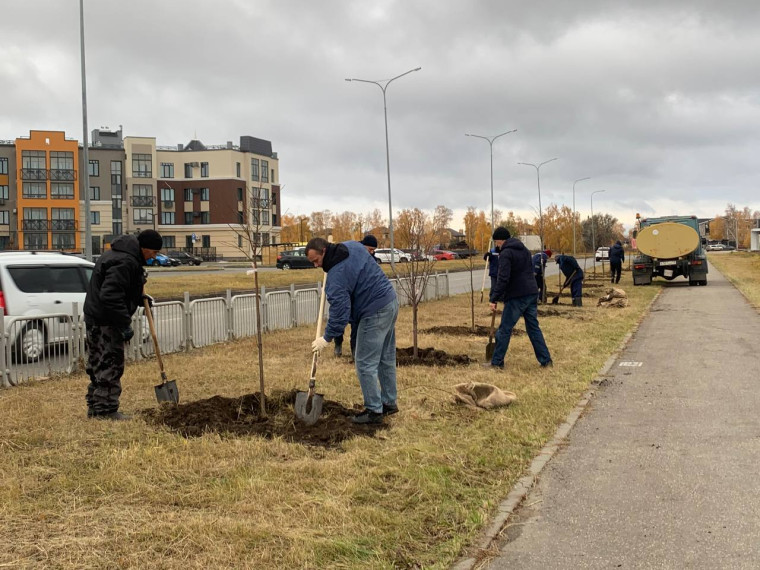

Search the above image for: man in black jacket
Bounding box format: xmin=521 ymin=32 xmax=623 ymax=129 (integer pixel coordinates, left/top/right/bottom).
xmin=485 ymin=227 xmax=552 ymax=369
xmin=609 ymin=240 xmax=625 ymax=284
xmin=84 ymin=230 xmax=162 ymax=420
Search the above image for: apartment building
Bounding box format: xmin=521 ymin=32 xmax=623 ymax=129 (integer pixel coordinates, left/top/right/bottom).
xmin=0 ymin=130 xmax=282 ymax=259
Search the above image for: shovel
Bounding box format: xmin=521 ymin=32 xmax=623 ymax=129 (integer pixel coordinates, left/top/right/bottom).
xmin=295 ymin=273 xmax=327 ymax=426
xmin=144 ymin=298 xmax=179 ymax=404
xmin=551 ymin=270 xmax=577 ymax=305
xmin=485 ymin=310 xmax=497 ymax=361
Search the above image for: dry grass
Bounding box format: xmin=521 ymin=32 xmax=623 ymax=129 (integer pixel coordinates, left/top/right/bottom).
xmin=0 ymin=270 xmax=658 ymax=569
xmin=147 ymin=259 xmax=486 ymax=300
xmin=707 ymin=252 xmax=760 ymax=306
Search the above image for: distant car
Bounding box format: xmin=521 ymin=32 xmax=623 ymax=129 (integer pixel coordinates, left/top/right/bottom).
xmin=595 ymin=247 xmax=610 ymax=262
xmin=276 ymin=248 xmax=312 ymax=270
xmin=706 ymin=243 xmax=725 ymax=251
xmin=401 ymin=249 xmax=427 ymax=261
xmin=429 ymin=249 xmax=457 ymax=261
xmin=147 ymin=253 xmax=179 ymax=267
xmin=374 ymin=249 xmax=409 ymax=263
xmin=169 ymin=251 xmax=203 ymax=265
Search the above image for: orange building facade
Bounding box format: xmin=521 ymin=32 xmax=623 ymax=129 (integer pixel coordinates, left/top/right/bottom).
xmin=15 ymin=131 xmax=80 ymax=251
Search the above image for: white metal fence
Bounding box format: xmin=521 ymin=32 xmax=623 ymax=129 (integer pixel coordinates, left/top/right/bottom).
xmin=0 ymin=273 xmax=451 ymax=388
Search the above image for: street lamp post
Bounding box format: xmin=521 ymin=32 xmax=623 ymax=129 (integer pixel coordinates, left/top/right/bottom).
xmin=346 ymin=67 xmax=421 ymax=270
xmin=572 ymin=177 xmax=590 ymax=257
xmin=79 ymin=0 xmax=93 ymax=260
xmin=590 ymin=189 xmax=606 ymax=259
xmin=518 ymin=158 xmax=558 ymax=252
xmin=465 ymin=130 xmax=517 ymax=234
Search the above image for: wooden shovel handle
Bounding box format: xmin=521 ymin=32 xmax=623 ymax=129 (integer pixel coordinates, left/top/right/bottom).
xmin=144 ymin=298 xmax=166 ymax=379
xmin=310 ymin=272 xmax=328 ymax=382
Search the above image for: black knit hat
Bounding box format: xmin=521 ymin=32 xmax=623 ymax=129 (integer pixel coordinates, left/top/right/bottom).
xmin=361 ymin=235 xmax=378 ymax=248
xmin=492 ymin=227 xmax=511 ymax=241
xmin=137 ymin=229 xmax=163 ymax=250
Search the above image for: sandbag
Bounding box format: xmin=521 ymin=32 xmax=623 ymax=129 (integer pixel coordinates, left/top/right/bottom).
xmin=453 ymin=382 xmax=516 ymax=410
xmin=598 ymin=287 xmax=629 ymax=308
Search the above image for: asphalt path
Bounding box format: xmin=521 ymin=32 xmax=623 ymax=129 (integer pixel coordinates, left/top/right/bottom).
xmin=486 ymin=262 xmax=760 ymax=569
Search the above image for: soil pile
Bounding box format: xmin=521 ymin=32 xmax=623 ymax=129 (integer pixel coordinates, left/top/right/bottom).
xmin=396 ymin=346 xmax=473 ymax=366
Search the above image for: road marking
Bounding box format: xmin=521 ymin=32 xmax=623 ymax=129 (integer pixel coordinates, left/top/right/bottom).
xmin=619 ymin=361 xmax=643 ymax=367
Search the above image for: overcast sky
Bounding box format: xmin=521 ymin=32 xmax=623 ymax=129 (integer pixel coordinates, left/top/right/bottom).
xmin=2 ymin=0 xmax=759 ymax=231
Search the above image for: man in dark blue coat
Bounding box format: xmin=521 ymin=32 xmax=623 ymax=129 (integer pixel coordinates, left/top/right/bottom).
xmin=609 ymin=240 xmax=625 ymax=284
xmin=306 ymin=237 xmax=398 ymax=424
xmin=84 ymin=230 xmax=162 ymax=420
xmin=531 ymin=249 xmax=552 ymax=303
xmin=486 ymin=227 xmax=552 ymax=369
xmin=483 ymin=244 xmax=500 ymax=291
xmin=555 ymin=254 xmax=584 ymax=306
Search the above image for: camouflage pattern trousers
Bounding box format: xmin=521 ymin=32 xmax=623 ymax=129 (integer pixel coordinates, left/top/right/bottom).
xmin=85 ymin=324 xmax=126 ymax=416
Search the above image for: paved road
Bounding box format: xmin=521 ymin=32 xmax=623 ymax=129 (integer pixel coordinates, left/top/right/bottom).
xmin=487 ymin=263 xmax=760 ymax=569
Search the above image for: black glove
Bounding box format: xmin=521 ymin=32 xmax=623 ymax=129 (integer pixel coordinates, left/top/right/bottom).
xmin=121 ymin=327 xmax=135 ymax=343
xmin=142 ymin=294 xmax=154 ymax=308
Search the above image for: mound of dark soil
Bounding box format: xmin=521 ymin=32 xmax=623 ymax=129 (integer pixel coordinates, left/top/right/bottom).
xmin=423 ymin=325 xmax=524 ymax=337
xmin=396 ymin=346 xmax=473 ymax=366
xmin=141 ymin=390 xmax=386 ymax=448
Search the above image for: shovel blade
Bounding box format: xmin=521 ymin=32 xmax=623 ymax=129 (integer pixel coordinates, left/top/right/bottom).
xmin=485 ymin=341 xmax=495 ymax=361
xmin=155 ymin=381 xmax=179 ymax=404
xmin=295 ymin=391 xmax=323 ymax=426
xmin=551 ymin=296 xmax=560 ymax=305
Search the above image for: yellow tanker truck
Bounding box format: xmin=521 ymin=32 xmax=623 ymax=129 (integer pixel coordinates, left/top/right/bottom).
xmin=632 ymin=214 xmax=708 ymax=286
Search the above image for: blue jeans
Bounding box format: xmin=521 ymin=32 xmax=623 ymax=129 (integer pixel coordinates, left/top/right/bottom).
xmin=355 ymin=298 xmax=399 ymax=413
xmin=491 ymin=294 xmax=551 ymax=367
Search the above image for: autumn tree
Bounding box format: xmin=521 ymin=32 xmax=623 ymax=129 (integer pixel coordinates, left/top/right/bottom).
xmin=580 ymin=214 xmax=624 ymax=252
xmin=309 ymin=210 xmax=332 ymax=239
xmin=540 ymin=204 xmax=576 ymax=252
xmin=280 ymin=213 xmax=300 ymax=243
xmin=330 ymin=211 xmax=358 ymax=242
xmin=432 ymin=205 xmax=453 ymax=246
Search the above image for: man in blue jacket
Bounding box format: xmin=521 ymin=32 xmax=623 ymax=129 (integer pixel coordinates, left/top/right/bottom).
xmin=609 ymin=240 xmax=625 ymax=284
xmin=532 ymin=249 xmax=552 ymax=303
xmin=555 ymin=254 xmax=584 ymax=306
xmin=486 ymin=227 xmax=552 ymax=369
xmin=306 ymin=237 xmax=399 ymax=424
xmin=483 ymin=244 xmax=500 ymax=291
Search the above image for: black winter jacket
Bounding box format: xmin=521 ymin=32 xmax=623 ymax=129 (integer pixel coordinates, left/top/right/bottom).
xmin=84 ymin=234 xmax=147 ymax=328
xmin=609 ymin=242 xmax=625 ymax=264
xmin=489 ymin=238 xmax=539 ymax=303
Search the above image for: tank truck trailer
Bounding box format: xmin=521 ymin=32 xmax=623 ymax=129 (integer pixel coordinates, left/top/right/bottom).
xmin=631 ymin=214 xmax=708 ymax=286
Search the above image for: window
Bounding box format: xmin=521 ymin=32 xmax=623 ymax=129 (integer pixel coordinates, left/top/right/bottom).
xmin=23 ymin=233 xmax=48 ymax=250
xmin=238 ymin=234 xmax=242 ymax=247
xmin=133 ymin=208 xmax=153 ymax=224
xmin=252 ymin=210 xmax=260 ymax=224
xmin=251 ymin=158 xmax=259 ymax=181
xmin=88 ymin=160 xmax=99 ymax=177
xmin=200 ymin=188 xmax=209 ymax=201
xmin=237 ymin=187 xmax=243 ymax=201
xmin=133 ymin=184 xmax=151 ymax=197
xmin=262 ymin=210 xmax=270 ymax=225
xmin=271 ymin=168 xmax=275 ymax=184
xmin=236 ymin=162 xmax=241 ymax=178
xmin=89 ymin=186 xmax=101 ymax=200
xmin=0 ymin=185 xmax=8 ymax=200
xmin=184 ymin=188 xmax=193 ymax=201
xmin=51 ymin=183 xmax=75 ymax=199
xmin=184 ymin=163 xmax=193 ymax=178
xmin=0 ymin=211 xmax=8 ymax=225
xmin=200 ymin=162 xmax=209 ymax=177
xmin=184 ymin=212 xmax=193 ymax=224
xmin=161 ymin=212 xmax=175 ymax=224
xmin=91 ymin=211 xmax=100 ymax=225
xmin=200 ymin=212 xmax=210 ymax=224
xmin=51 ymin=208 xmax=76 ymax=231
xmin=112 ymin=221 xmax=122 ymax=235
xmin=22 ymin=150 xmax=46 ymax=170
xmin=132 ymin=153 xmax=152 ymax=178
xmin=23 ymin=182 xmax=46 ymax=198
xmin=272 ymin=214 xmax=277 ymax=226
xmin=160 ymin=187 xmax=175 ymax=202
xmin=51 ymin=233 xmax=76 ymax=250
xmin=49 ymin=152 xmax=74 ymax=180
xmin=111 ymin=161 xmax=122 ymax=197
xmin=237 ymin=211 xmax=244 ymax=224
xmin=262 ymin=233 xmax=270 ymax=246
xmin=0 ymin=157 xmax=7 ymax=174
xmin=271 ymin=190 xmax=277 ymax=205
xmin=202 ymin=235 xmax=210 ymax=248
xmin=163 ymin=236 xmax=176 ymax=249
xmin=160 ymin=163 xmax=174 ymax=178
xmin=261 ymin=160 xmax=269 ymax=182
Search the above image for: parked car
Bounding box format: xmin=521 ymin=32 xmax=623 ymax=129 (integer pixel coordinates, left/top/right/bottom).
xmin=706 ymin=243 xmax=726 ymax=251
xmin=276 ymin=248 xmax=312 ymax=270
xmin=373 ymin=248 xmax=409 ymax=263
xmin=168 ymin=251 xmax=203 ymax=265
xmin=429 ymin=249 xmax=457 ymax=261
xmin=595 ymin=247 xmax=610 ymax=262
xmin=401 ymin=249 xmax=427 ymax=261
xmin=147 ymin=253 xmax=180 ymax=267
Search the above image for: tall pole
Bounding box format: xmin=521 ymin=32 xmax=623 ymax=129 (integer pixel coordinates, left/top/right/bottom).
xmin=79 ymin=0 xmax=93 ymax=260
xmin=572 ymin=177 xmax=590 ymax=257
xmin=465 ymin=130 xmax=517 ymax=234
xmin=590 ymin=189 xmax=606 ymax=258
xmin=518 ymin=158 xmax=558 ymax=252
xmin=346 ymin=67 xmax=421 ymax=271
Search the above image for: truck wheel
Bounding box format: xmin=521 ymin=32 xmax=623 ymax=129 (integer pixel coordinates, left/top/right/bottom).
xmin=700 ymin=280 xmax=708 ymax=286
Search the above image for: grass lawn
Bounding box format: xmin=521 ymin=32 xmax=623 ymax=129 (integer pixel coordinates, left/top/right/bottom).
xmin=0 ymin=270 xmax=658 ymax=569
xmin=707 ymin=251 xmax=760 ymax=306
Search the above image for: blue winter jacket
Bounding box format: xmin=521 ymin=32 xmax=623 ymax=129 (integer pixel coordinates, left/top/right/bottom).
xmin=556 ymin=255 xmax=583 ymax=282
xmin=484 ymin=248 xmax=500 ymax=278
xmin=532 ymin=252 xmax=549 ymax=276
xmin=322 ymin=240 xmax=396 ymax=342
xmin=609 ymin=242 xmax=625 ymax=264
xmin=489 ymin=238 xmax=539 ymax=303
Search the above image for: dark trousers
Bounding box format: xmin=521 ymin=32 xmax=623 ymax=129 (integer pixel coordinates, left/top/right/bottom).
xmin=570 ymin=274 xmax=584 ymax=305
xmin=610 ymin=261 xmax=622 ymax=283
xmin=85 ymin=324 xmax=126 ymax=415
xmin=535 ymin=273 xmax=545 ymax=302
xmin=491 ymin=294 xmax=551 ymax=367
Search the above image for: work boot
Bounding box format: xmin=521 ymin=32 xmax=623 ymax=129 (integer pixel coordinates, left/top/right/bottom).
xmin=351 ymin=410 xmax=383 ymax=424
xmin=382 ymin=403 xmax=399 ymax=416
xmin=94 ymin=411 xmax=132 ymax=421
xmin=541 ymin=360 xmax=554 ymax=368
xmin=334 ymin=344 xmax=342 ymax=357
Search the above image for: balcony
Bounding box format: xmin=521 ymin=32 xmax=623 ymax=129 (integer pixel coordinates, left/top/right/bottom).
xmin=131 ymin=196 xmax=156 ymax=207
xmin=22 ymin=219 xmax=79 ymax=232
xmin=49 ymin=169 xmax=77 ymax=181
xmin=20 ymin=168 xmax=47 ymax=180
